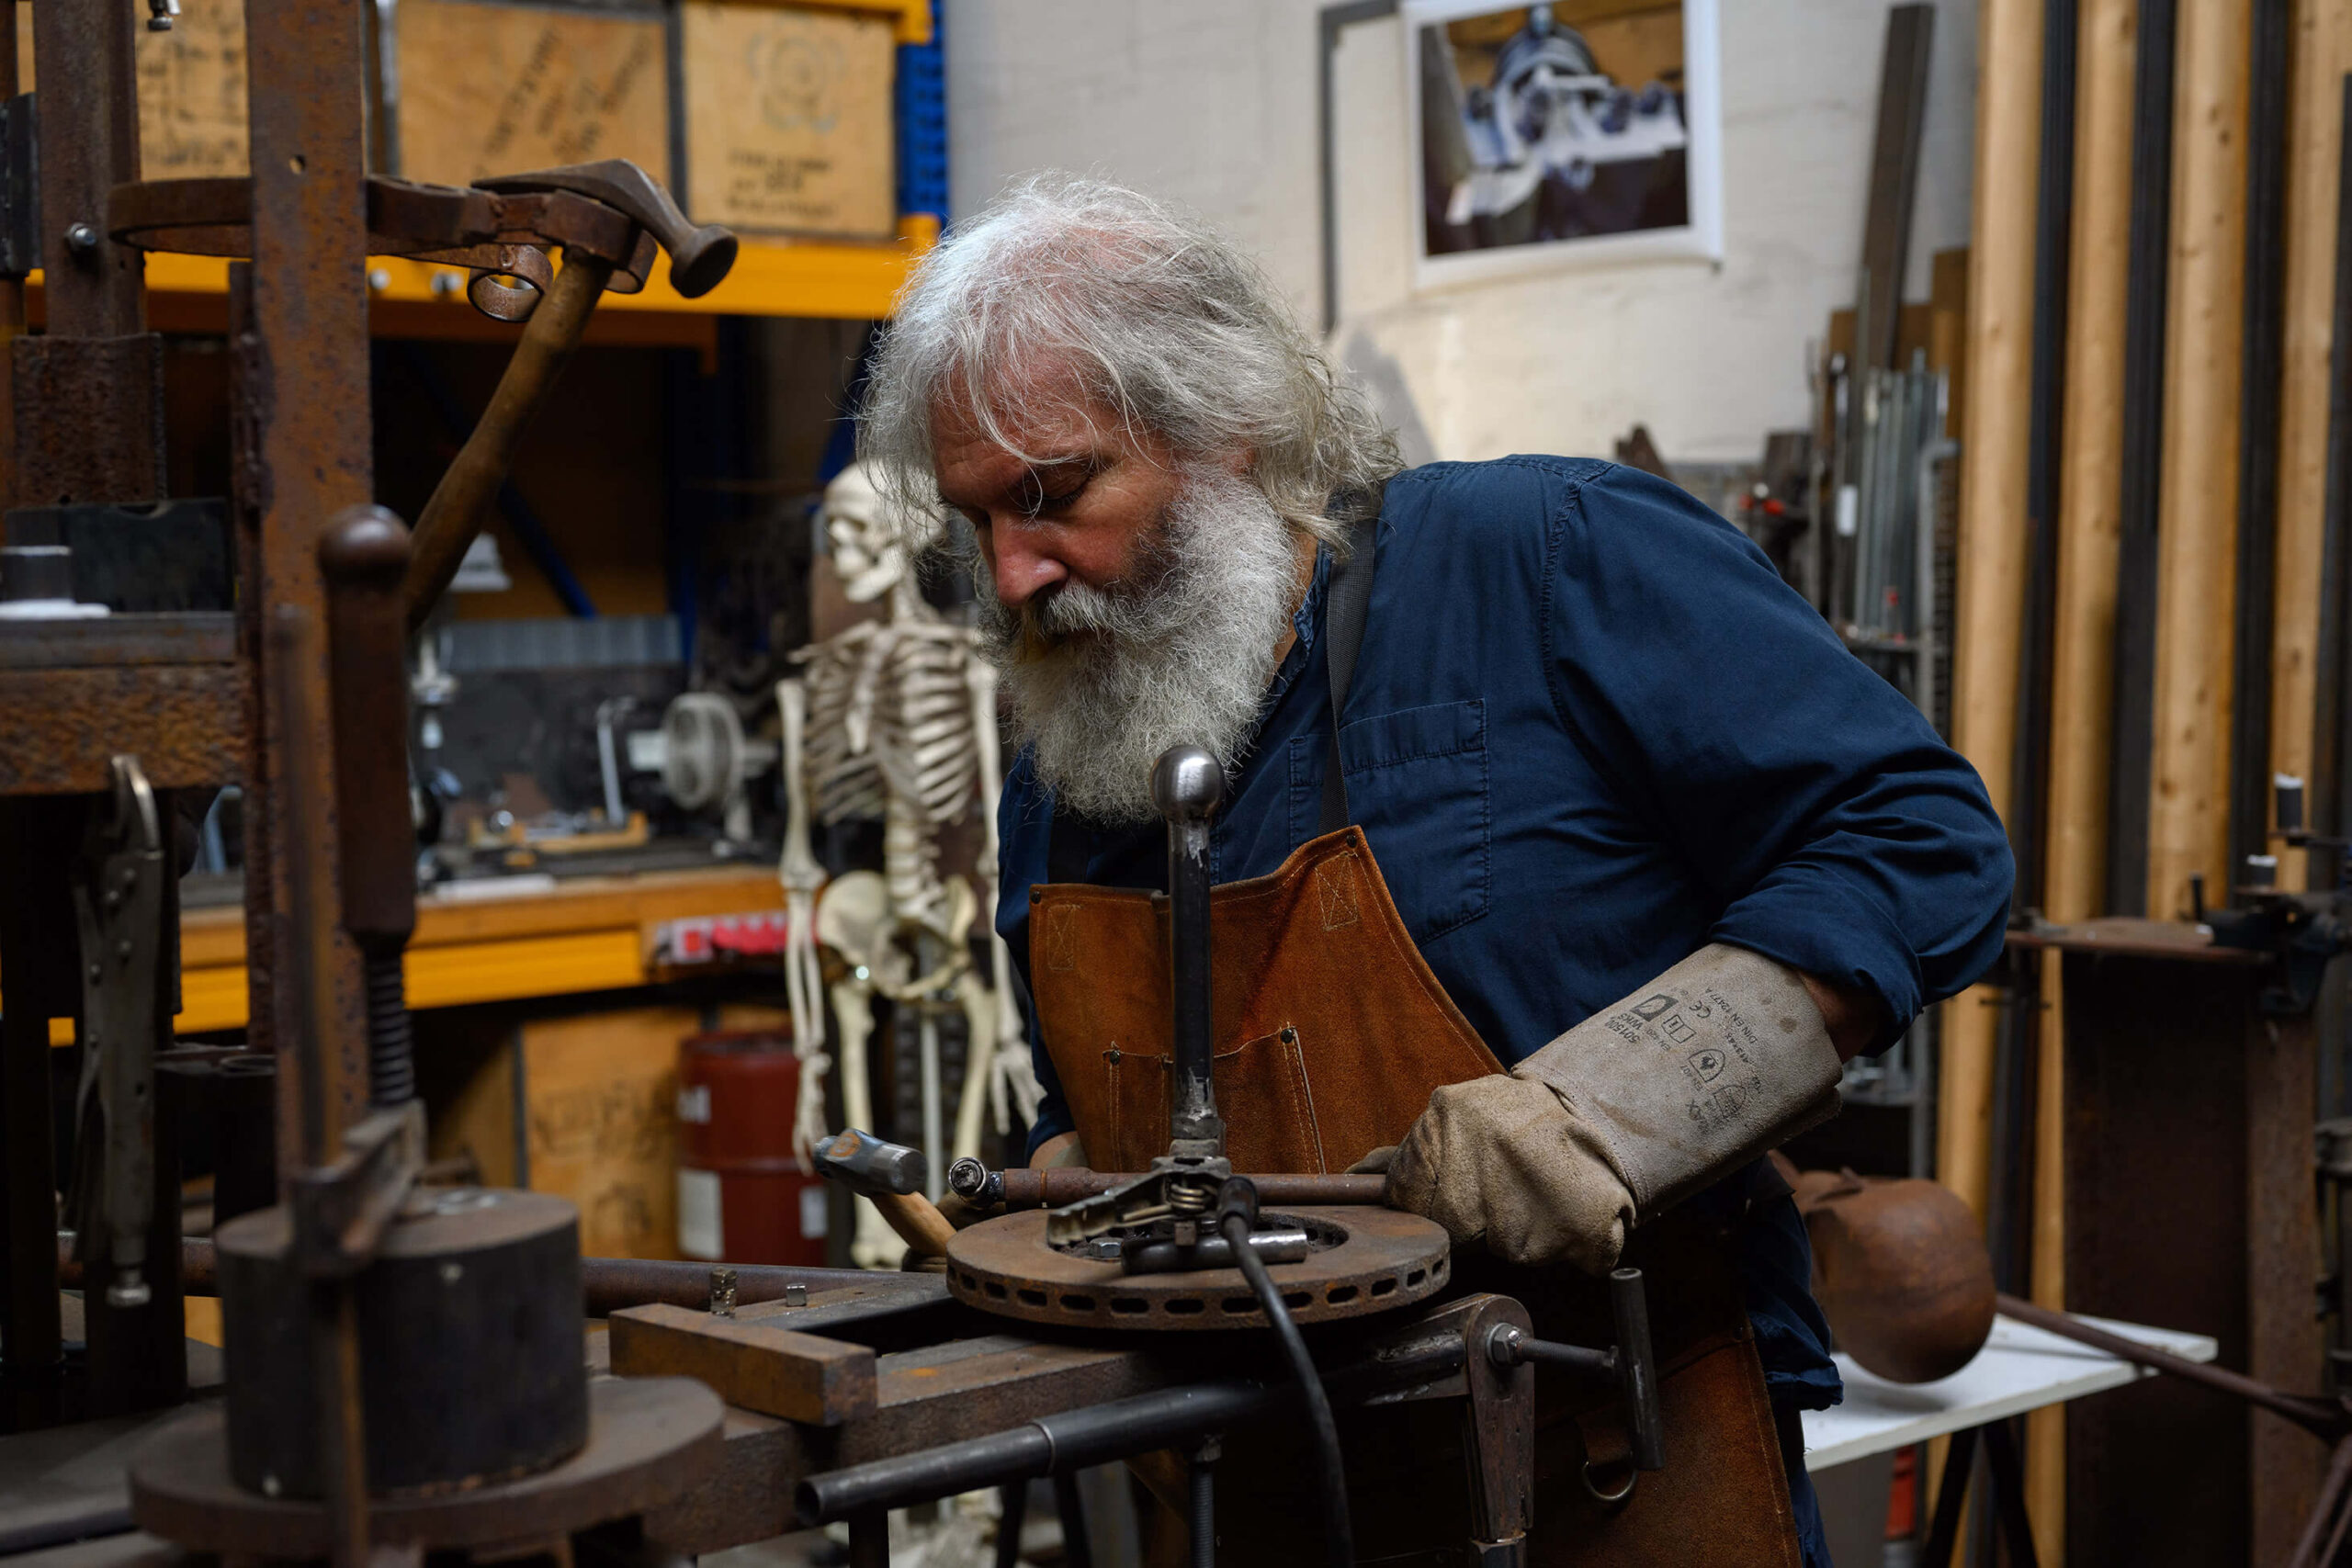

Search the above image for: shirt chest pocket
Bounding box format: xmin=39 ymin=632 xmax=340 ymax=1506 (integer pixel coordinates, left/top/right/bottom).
xmin=1287 ymin=698 xmax=1490 ymax=943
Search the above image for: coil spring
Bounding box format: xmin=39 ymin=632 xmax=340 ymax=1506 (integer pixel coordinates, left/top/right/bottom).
xmin=1167 ymin=1174 xmax=1217 ymax=1216
xmin=365 ymin=950 xmax=416 ymax=1107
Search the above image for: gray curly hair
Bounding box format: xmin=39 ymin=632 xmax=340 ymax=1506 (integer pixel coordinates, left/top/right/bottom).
xmin=857 ymin=172 xmax=1401 ymax=547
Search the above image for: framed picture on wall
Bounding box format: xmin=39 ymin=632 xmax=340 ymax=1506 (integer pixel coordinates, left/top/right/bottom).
xmin=1403 ymin=0 xmax=1722 ymax=286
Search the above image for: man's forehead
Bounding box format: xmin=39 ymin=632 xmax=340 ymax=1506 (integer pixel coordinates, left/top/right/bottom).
xmin=931 ymin=394 xmax=1105 ymax=499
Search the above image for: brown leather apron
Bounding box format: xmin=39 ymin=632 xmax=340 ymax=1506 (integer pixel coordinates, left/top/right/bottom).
xmin=1030 ymin=828 xmax=1803 ymax=1567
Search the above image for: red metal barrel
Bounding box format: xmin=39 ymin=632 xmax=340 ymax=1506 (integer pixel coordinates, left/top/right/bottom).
xmin=675 ymin=1030 xmax=827 ymax=1266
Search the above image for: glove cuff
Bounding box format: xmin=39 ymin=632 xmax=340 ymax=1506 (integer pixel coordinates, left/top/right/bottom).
xmin=1515 ymin=943 xmax=1843 ymax=1220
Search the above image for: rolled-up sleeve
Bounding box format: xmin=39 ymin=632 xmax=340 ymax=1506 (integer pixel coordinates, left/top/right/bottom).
xmin=1544 ymin=465 xmax=2013 ymax=1048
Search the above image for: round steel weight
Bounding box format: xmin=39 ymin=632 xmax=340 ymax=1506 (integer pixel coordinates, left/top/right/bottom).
xmin=944 ymin=1205 xmax=1453 ymax=1331
xmin=216 ymin=1187 xmax=588 ymax=1498
xmin=130 ymin=1376 xmax=722 ymax=1559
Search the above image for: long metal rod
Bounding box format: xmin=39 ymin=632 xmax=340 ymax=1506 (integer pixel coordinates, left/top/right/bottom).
xmin=986 ymin=1168 xmax=1387 ymax=1210
xmin=798 ymin=1337 xmax=1465 ymax=1527
xmin=2228 ymin=0 xmax=2293 ymax=886
xmin=61 ymin=1236 xmax=932 ymax=1318
xmin=1994 ymin=1292 xmax=2346 ymax=1438
xmin=2315 ymin=76 xmax=2352 ymax=866
xmin=2104 ymin=0 xmax=2181 ymax=913
xmin=2009 ymin=0 xmax=2078 ymax=915
xmin=273 ymin=609 xmax=372 ymax=1568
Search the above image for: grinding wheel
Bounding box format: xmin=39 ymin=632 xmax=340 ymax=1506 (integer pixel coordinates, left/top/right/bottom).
xmin=944 ymin=1206 xmax=1452 ymax=1331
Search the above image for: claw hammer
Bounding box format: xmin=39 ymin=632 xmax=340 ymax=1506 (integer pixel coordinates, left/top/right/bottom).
xmin=401 ymin=159 xmax=737 ymax=630
xmin=814 ymin=1129 xmax=957 ymax=1258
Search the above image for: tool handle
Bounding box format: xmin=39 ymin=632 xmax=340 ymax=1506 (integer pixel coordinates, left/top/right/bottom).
xmin=1608 ymin=1268 xmax=1666 ymax=1472
xmin=869 ymin=1190 xmax=956 ymax=1258
xmin=402 ymin=253 xmax=616 ymax=630
xmin=319 ymin=507 xmax=417 ymax=945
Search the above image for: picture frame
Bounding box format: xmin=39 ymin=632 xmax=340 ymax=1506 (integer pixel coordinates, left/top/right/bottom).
xmin=1402 ymin=0 xmax=1723 ymax=288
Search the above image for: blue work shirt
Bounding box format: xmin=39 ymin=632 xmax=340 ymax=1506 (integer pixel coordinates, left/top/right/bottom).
xmin=995 ymin=456 xmax=2015 ymax=1408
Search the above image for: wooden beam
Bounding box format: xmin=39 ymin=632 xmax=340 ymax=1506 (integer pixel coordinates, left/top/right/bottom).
xmin=1941 ymin=0 xmax=2042 ymax=1234
xmin=609 ymin=1302 xmax=878 ymax=1426
xmin=2047 ymin=0 xmax=2140 ymax=929
xmin=2144 ymin=0 xmax=2252 ymax=919
xmin=2267 ymin=1 xmax=2352 ymax=891
xmin=2027 ymin=0 xmax=2140 ymax=1553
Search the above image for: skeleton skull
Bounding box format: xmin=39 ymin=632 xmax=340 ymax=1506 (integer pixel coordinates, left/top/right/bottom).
xmin=820 ymin=461 xmax=933 ymax=604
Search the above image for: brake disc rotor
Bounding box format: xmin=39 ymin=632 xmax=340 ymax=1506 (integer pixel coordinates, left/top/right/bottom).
xmin=944 ymin=1205 xmax=1453 ymax=1331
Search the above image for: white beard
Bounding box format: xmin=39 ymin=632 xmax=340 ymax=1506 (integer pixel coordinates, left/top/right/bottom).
xmin=974 ymin=468 xmax=1302 ymax=825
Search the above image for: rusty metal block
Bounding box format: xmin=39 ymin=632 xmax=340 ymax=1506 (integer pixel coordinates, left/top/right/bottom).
xmin=10 ymin=334 xmax=165 ymax=510
xmin=0 ymin=662 xmax=242 ymax=792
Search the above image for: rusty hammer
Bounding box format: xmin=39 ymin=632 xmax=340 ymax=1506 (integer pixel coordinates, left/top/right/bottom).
xmin=401 ymin=159 xmax=739 ymax=631
xmin=813 ymin=1129 xmax=957 ymax=1259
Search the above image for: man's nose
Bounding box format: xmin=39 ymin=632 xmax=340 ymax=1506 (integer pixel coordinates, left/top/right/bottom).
xmin=985 ymin=531 xmax=1069 ymax=610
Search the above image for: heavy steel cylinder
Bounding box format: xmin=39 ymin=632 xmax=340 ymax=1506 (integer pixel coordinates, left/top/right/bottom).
xmin=216 ymin=1187 xmax=586 ymax=1498
xmin=675 ymin=1031 xmax=827 ymax=1266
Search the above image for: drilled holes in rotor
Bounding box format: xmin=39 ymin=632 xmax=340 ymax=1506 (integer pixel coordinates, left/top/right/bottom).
xmin=1060 ymin=1293 xmax=1096 ymax=1313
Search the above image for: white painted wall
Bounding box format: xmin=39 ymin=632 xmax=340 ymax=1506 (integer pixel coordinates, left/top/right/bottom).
xmin=945 ymin=0 xmax=1976 ymax=464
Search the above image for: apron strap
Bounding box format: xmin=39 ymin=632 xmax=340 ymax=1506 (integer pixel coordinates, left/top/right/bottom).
xmin=1317 ymin=513 xmax=1378 ymax=836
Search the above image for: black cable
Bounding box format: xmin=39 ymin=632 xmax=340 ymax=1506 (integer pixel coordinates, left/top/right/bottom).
xmin=1221 ymin=1211 xmax=1352 ymax=1568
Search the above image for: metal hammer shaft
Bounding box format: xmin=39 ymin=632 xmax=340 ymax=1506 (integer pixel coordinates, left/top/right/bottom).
xmin=1151 ymin=747 xmax=1225 ymax=1153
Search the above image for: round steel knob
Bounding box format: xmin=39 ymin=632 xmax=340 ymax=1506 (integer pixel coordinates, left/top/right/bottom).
xmin=1150 ymin=745 xmax=1225 ymax=823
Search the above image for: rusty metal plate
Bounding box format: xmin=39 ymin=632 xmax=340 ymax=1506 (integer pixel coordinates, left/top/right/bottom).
xmin=0 ymin=615 xmax=236 ymax=670
xmin=128 ymin=1374 xmax=721 ymax=1557
xmin=108 ymin=176 xmax=646 ymax=284
xmin=0 ymin=663 xmax=243 ymax=792
xmin=944 ymin=1205 xmax=1452 ymax=1332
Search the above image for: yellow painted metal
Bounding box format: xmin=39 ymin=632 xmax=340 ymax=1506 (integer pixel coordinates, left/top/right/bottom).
xmin=778 ymin=0 xmax=931 ymax=44
xmin=30 ymin=867 xmax=788 ymax=1041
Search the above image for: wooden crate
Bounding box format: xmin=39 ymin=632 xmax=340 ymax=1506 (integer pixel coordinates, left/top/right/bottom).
xmin=396 ymin=0 xmax=670 ymax=188
xmin=680 ymin=1 xmax=895 ymax=241
xmin=16 ymin=6 xmax=251 ymax=177
xmin=430 ymin=999 xmax=793 ymax=1261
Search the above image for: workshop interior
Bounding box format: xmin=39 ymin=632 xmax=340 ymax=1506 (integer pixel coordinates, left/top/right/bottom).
xmin=2 ymin=0 xmax=2349 ymax=1565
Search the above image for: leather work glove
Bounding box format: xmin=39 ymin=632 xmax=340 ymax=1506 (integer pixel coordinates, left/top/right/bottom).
xmin=1385 ymin=944 xmax=1846 ymax=1274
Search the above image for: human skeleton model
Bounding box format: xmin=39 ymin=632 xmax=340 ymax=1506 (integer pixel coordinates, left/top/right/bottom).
xmin=778 ymin=462 xmax=1036 ymax=1265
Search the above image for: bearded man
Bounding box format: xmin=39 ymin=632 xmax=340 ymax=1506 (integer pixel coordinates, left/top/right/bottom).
xmin=860 ymin=174 xmax=2011 ymax=1568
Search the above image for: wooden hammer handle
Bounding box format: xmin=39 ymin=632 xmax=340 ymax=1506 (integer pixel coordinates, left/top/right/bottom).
xmin=867 ymin=1190 xmax=956 ymax=1258
xmin=401 ymin=252 xmax=615 ymax=631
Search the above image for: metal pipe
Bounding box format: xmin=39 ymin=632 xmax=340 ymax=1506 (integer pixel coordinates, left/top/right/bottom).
xmin=1995 ymin=1292 xmax=2346 ymax=1439
xmin=1151 ymin=747 xmax=1226 ymax=1156
xmin=970 ymin=1167 xmax=1389 ymax=1210
xmin=799 ymin=1383 xmax=1265 ymax=1524
xmin=1611 ymin=1267 xmax=1666 ymax=1472
xmin=61 ymin=1236 xmax=904 ymax=1318
xmin=799 ymin=1337 xmax=1467 ymax=1528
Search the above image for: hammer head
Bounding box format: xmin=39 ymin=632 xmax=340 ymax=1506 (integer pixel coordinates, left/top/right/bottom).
xmin=814 ymin=1129 xmax=927 ymax=1197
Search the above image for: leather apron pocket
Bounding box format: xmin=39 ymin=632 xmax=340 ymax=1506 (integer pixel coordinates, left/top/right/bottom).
xmin=1098 ymin=1028 xmax=1324 ymax=1173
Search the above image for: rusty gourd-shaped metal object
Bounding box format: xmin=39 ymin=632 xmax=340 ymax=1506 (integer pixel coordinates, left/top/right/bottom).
xmin=1792 ymin=1167 xmax=1996 ymax=1384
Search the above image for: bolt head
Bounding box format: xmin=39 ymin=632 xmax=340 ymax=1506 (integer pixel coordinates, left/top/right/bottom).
xmin=64 ymin=222 xmax=99 ymax=254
